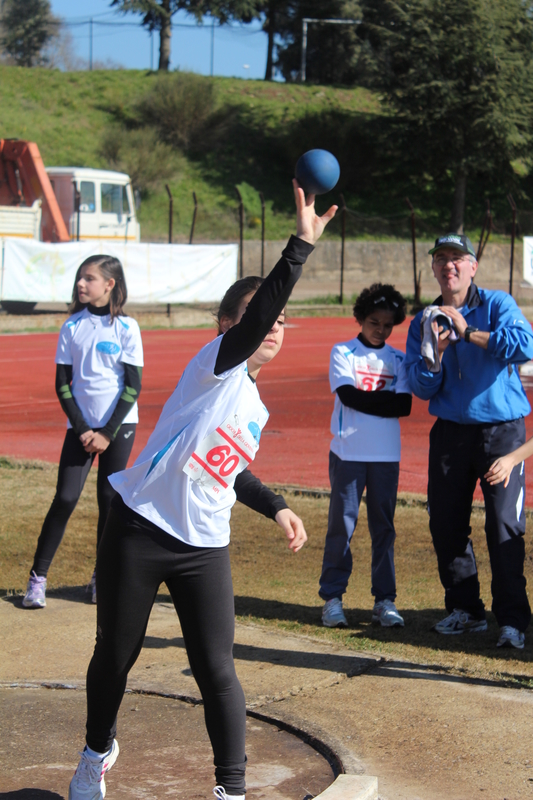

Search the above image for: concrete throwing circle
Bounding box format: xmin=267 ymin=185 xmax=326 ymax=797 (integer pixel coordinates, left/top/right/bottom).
xmin=1 ymin=686 xmax=335 ymax=799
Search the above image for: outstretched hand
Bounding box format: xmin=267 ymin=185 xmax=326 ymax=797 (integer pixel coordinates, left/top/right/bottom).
xmin=274 ymin=507 xmax=308 ymax=552
xmin=293 ymin=179 xmax=337 ymax=245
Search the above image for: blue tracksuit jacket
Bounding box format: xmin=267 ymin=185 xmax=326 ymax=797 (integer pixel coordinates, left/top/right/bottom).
xmin=405 ymin=284 xmax=533 ymax=424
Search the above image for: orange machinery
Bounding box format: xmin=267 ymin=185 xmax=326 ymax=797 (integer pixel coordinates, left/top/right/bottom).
xmin=0 ymin=139 xmax=69 ymax=242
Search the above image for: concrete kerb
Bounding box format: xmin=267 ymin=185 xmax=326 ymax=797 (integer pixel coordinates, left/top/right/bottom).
xmin=2 ymin=679 xmax=378 ymax=799
xmin=315 ymin=775 xmax=378 ymax=800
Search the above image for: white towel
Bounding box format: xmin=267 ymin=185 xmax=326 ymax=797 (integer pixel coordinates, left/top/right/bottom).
xmin=420 ymin=306 xmax=459 ymax=373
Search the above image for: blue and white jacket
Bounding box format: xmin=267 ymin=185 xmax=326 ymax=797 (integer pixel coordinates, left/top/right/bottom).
xmin=405 ymin=284 xmax=533 ymax=424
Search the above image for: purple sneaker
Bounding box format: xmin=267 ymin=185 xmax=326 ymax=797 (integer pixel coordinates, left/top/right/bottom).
xmin=22 ymin=571 xmax=47 ymax=608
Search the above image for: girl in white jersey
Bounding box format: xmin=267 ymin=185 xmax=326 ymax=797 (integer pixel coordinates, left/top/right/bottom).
xmin=23 ymin=255 xmax=144 ymax=609
xmin=67 ymin=183 xmax=337 ymax=800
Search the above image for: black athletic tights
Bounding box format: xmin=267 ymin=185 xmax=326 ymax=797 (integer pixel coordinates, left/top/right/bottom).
xmin=31 ymin=425 xmax=136 ymax=577
xmin=86 ymin=504 xmax=247 ymax=794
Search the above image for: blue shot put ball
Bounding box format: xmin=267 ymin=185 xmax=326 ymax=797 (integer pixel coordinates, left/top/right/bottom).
xmin=295 ymin=149 xmax=340 ymax=195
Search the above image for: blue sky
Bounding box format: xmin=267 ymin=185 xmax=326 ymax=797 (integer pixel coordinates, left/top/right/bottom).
xmin=49 ymin=0 xmax=272 ymax=80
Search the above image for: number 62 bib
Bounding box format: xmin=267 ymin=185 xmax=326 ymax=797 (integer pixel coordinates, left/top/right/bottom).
xmin=183 ymin=413 xmax=262 ymax=501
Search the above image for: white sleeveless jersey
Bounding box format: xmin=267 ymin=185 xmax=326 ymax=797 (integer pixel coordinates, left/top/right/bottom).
xmin=329 ymin=337 xmax=410 ymax=462
xmin=55 ymin=308 xmax=144 ymax=429
xmin=109 ymin=336 xmax=269 ymax=548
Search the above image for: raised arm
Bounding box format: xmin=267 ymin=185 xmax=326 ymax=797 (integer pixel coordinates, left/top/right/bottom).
xmin=215 ymin=181 xmax=337 ymax=375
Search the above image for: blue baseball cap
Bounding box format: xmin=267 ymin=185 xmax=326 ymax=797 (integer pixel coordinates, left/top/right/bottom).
xmin=428 ymin=233 xmax=476 ymax=257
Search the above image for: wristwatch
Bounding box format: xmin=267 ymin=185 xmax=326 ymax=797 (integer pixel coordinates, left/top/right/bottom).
xmin=464 ymin=325 xmax=479 ymax=342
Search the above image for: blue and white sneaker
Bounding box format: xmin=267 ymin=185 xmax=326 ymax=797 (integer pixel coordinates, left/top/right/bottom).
xmin=22 ymin=571 xmax=47 ymax=608
xmin=372 ymin=599 xmax=404 ymax=628
xmin=322 ymin=598 xmax=348 ymax=628
xmin=497 ymin=625 xmax=525 ymax=650
xmin=69 ymin=740 xmax=119 ymax=800
xmin=433 ymin=609 xmax=487 ymax=634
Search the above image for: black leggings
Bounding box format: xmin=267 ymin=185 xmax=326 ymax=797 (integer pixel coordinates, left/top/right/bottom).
xmin=86 ymin=506 xmax=247 ymax=794
xmin=31 ymin=425 xmax=136 ymax=577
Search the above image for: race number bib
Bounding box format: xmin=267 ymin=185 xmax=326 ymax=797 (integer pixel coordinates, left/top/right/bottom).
xmin=354 ymin=356 xmax=394 ymax=392
xmin=182 ymin=413 xmax=261 ymax=501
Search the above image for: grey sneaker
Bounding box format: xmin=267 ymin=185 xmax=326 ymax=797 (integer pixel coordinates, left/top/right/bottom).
xmin=433 ymin=609 xmax=488 ymax=634
xmin=22 ymin=571 xmax=47 ymax=608
xmin=69 ymin=739 xmax=119 ymax=800
xmin=497 ymin=625 xmax=525 ymax=650
xmin=213 ymin=788 xmax=245 ymax=799
xmin=372 ymin=599 xmax=404 ymax=627
xmin=322 ymin=598 xmax=348 ymax=628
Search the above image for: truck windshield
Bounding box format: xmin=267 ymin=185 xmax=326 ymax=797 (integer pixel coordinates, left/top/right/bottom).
xmin=80 ymin=182 xmax=95 ymax=213
xmin=101 ymin=183 xmax=130 ymax=216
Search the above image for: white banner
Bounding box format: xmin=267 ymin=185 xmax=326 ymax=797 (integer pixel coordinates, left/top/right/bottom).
xmin=523 ymin=237 xmax=533 ymax=286
xmin=0 ymin=239 xmax=238 ymax=304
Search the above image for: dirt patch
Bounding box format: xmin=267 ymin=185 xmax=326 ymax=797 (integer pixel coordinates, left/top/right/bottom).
xmin=3 ymin=594 xmax=533 ymax=800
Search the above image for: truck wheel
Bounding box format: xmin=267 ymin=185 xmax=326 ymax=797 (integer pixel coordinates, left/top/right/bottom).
xmin=1 ymin=301 xmax=37 ymax=314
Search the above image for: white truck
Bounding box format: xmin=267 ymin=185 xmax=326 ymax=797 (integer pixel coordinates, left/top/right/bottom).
xmin=46 ymin=167 xmax=140 ymax=243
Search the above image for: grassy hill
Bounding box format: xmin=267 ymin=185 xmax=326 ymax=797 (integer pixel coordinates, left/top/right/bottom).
xmin=0 ymin=66 xmax=526 ymax=243
xmin=1 ymin=67 xmax=385 ymax=242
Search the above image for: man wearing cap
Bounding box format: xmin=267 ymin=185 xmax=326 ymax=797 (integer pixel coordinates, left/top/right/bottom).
xmin=405 ymin=233 xmax=533 ymax=649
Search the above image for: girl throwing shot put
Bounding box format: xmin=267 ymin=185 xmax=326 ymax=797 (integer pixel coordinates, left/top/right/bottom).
xmin=23 ymin=256 xmax=143 ymax=609
xmin=68 ymin=182 xmax=336 ymax=800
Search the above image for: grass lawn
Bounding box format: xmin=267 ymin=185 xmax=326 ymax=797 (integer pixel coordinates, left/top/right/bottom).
xmin=2 ymin=456 xmax=533 ymax=688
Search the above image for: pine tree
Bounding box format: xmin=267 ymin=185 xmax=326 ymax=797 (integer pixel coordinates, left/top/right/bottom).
xmin=1 ymin=0 xmax=57 ymax=67
xmin=358 ymin=0 xmax=533 ymax=231
xmin=272 ymin=0 xmax=364 ymax=84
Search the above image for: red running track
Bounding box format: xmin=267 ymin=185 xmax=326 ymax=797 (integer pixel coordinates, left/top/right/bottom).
xmin=2 ymin=317 xmax=533 ymax=502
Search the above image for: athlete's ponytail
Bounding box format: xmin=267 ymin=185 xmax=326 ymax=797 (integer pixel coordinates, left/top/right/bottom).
xmin=216 ymin=276 xmax=264 ymax=334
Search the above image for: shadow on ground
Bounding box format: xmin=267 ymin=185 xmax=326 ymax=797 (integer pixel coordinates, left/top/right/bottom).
xmin=0 ymin=792 xmax=64 ymax=799
xmin=2 ymin=586 xmax=92 ymax=607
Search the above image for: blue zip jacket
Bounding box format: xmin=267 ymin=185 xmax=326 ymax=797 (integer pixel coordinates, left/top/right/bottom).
xmin=405 ymin=284 xmax=533 ymax=424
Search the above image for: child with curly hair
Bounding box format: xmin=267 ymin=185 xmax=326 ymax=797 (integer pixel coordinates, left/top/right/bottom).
xmin=319 ymin=283 xmax=412 ymax=629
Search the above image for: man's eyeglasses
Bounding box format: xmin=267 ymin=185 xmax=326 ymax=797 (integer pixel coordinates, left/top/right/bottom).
xmin=433 ymin=254 xmax=471 ymax=267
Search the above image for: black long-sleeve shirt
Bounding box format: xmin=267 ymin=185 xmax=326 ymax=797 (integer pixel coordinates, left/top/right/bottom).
xmin=214 ymin=235 xmax=313 ymax=375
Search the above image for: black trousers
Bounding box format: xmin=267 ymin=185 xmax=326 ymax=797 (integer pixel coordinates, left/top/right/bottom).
xmin=31 ymin=425 xmax=136 ymax=577
xmin=86 ymin=506 xmax=247 ymax=795
xmin=428 ymin=417 xmax=531 ymax=631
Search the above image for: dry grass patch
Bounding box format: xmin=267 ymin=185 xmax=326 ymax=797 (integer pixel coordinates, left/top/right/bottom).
xmin=2 ymin=457 xmax=533 ymax=687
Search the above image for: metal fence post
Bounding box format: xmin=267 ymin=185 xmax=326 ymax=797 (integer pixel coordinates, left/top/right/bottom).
xmin=507 ymin=194 xmax=517 ymax=297
xmin=476 ymin=199 xmax=492 ymax=262
xmin=405 ymin=197 xmax=420 ymax=305
xmin=74 ymin=186 xmax=81 ymax=242
xmin=189 ymin=192 xmax=198 ymax=244
xmin=165 ymin=184 xmax=173 ymax=244
xmin=339 ymin=193 xmax=346 ymax=304
xmin=259 ymin=191 xmax=265 ymax=277
xmin=235 ymin=186 xmax=244 ymax=278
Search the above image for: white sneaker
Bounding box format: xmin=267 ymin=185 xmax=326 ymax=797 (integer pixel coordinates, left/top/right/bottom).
xmin=69 ymin=740 xmax=119 ymax=800
xmin=372 ymin=599 xmax=404 ymax=627
xmin=322 ymin=597 xmax=348 ymax=628
xmin=497 ymin=625 xmax=525 ymax=650
xmin=433 ymin=609 xmax=488 ymax=634
xmin=22 ymin=571 xmax=47 ymax=608
xmin=213 ymin=787 xmax=245 ymax=799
